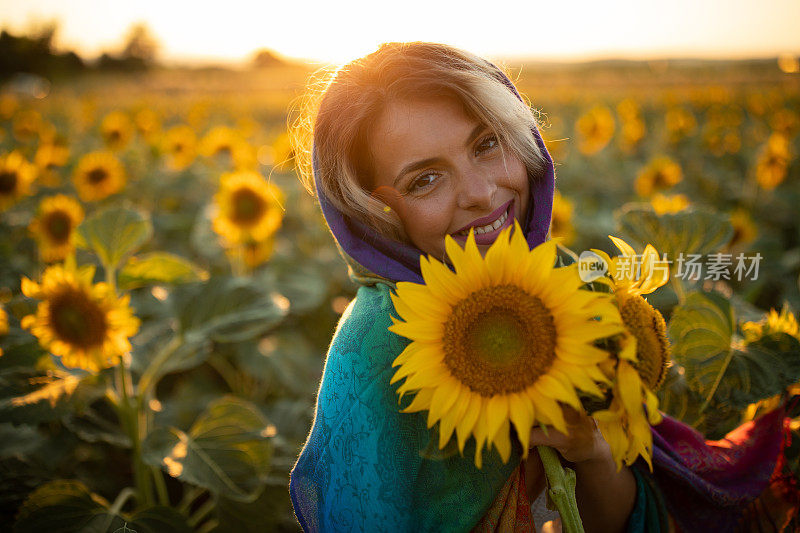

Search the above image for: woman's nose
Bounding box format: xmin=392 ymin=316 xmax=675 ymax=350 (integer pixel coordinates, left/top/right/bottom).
xmin=456 ymin=166 xmax=495 ymax=210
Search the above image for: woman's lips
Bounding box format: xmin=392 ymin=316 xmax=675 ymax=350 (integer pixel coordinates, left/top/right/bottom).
xmin=454 ymin=199 xmax=514 ymax=234
xmin=451 ymin=200 xmax=516 ymax=246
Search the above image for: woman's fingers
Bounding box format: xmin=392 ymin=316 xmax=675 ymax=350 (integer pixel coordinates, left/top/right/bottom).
xmin=528 ymin=406 xmax=606 ymax=463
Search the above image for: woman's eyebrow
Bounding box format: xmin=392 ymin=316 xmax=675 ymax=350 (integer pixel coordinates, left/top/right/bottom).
xmin=392 ymin=123 xmax=487 ymax=187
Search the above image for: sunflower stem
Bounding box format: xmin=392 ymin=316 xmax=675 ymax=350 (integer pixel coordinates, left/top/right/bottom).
xmin=117 ymin=359 xmax=152 ymax=508
xmin=670 ymin=276 xmax=686 ymax=305
xmin=151 ymin=465 xmax=170 ymax=506
xmin=537 ymin=445 xmax=585 ymax=533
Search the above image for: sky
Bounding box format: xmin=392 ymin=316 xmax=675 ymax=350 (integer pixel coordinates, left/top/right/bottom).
xmin=1 ymin=0 xmax=799 ymax=66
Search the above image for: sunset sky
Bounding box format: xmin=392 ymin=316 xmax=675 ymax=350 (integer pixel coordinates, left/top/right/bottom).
xmin=2 ymin=0 xmax=799 ymax=66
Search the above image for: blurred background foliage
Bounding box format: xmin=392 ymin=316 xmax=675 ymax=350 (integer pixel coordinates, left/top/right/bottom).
xmin=0 ymin=21 xmax=799 ymax=532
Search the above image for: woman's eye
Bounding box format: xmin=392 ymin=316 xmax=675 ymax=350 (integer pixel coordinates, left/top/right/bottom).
xmin=475 ymin=135 xmax=499 ymax=156
xmin=408 ymin=172 xmax=438 ymax=192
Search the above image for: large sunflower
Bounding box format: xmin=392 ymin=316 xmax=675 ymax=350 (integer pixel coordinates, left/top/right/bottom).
xmin=72 ymin=151 xmax=126 ymax=202
xmin=29 ymin=194 xmax=85 ymax=263
xmin=590 ymin=237 xmax=670 ymax=469
xmin=212 ymin=170 xmax=284 ymax=245
xmin=0 ymin=150 xmax=37 ymax=210
xmin=388 ymin=221 xmax=624 ymax=468
xmin=21 ymin=263 xmax=140 ymax=373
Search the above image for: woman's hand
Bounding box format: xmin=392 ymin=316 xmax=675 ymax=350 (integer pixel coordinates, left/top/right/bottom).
xmin=527 ymin=406 xmax=636 ymax=533
xmin=528 ymin=406 xmax=610 ymax=465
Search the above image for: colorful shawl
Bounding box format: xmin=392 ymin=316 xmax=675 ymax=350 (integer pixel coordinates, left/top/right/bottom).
xmin=288 ymin=60 xmax=790 ymax=532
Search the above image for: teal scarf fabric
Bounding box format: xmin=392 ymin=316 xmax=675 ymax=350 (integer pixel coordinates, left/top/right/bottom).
xmin=289 ymin=282 xmax=522 ymax=531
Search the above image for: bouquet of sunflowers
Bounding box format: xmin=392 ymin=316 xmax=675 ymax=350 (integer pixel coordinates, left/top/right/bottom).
xmin=387 ymin=221 xmax=671 ymax=533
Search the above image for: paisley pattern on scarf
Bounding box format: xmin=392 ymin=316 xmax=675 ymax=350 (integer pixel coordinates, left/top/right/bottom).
xmin=290 ymin=283 xmax=521 ymax=532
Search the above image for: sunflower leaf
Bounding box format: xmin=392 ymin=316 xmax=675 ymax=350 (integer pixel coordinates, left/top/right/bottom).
xmin=141 ymin=396 xmax=273 ymax=502
xmin=12 ymin=479 xmax=191 ymax=533
xmin=118 ymin=252 xmax=207 ymax=291
xmin=170 ymin=276 xmax=288 ymax=343
xmin=668 ymin=290 xmax=800 ymax=412
xmin=615 ymin=206 xmax=733 ymax=278
xmin=76 ymin=205 xmax=153 ymax=271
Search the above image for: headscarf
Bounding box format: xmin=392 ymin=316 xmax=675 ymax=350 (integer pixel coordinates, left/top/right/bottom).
xmin=288 ymin=54 xmax=789 ymax=533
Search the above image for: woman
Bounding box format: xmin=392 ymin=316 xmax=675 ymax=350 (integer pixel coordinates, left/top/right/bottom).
xmin=288 ymin=42 xmax=790 ymax=532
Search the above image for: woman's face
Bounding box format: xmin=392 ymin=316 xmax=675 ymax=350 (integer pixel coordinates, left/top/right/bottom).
xmin=367 ymin=95 xmax=530 ymax=262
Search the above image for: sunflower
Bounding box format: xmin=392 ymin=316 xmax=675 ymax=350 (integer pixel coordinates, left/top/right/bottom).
xmin=212 ymin=170 xmax=284 ymax=246
xmin=388 ymin=221 xmax=624 ymax=468
xmin=725 ymin=208 xmax=758 ymax=250
xmin=72 ymin=151 xmax=126 ymax=202
xmin=755 ymin=133 xmax=790 ymax=190
xmin=0 ymin=150 xmax=37 ymax=210
xmin=34 ymin=143 xmax=70 ymax=187
xmin=226 ymin=238 xmax=275 ymax=269
xmin=21 ymin=263 xmax=140 ymax=373
xmin=634 ymin=156 xmax=682 ymax=198
xmin=0 ymin=93 xmax=18 ymax=120
xmin=29 ymin=195 xmax=85 ymax=263
xmin=576 ymin=105 xmax=615 ymax=155
xmin=13 ymin=109 xmax=42 ymax=142
xmin=100 ymin=111 xmax=133 ymax=151
xmin=161 ymin=125 xmax=198 ymax=171
xmin=550 ymin=190 xmax=576 ymax=246
xmin=665 ymin=107 xmax=697 ymax=143
xmin=650 ymin=193 xmax=690 ymax=215
xmin=134 ymin=108 xmax=162 ymax=142
xmin=199 ymin=126 xmax=245 ymax=159
xmin=589 ymin=237 xmax=670 ymax=469
xmin=0 ymin=304 xmax=7 ymax=357
xmin=741 ymin=304 xmax=799 ymax=344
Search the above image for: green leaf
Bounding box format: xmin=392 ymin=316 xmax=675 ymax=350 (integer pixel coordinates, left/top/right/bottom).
xmin=170 ymin=276 xmax=288 ymax=344
xmin=667 ymin=291 xmax=735 ymax=412
xmin=616 ymin=205 xmax=733 ymax=267
xmin=141 ymin=396 xmax=273 ymax=501
xmin=12 ymin=480 xmax=191 ymax=533
xmin=118 ymin=252 xmax=207 ymax=291
xmin=668 ymin=290 xmax=800 ymax=412
xmin=232 ymin=331 xmax=321 ymax=396
xmin=76 ymin=205 xmax=153 ymax=270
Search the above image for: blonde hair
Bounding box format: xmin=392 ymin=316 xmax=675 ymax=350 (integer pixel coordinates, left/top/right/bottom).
xmin=290 ymin=42 xmax=546 ymax=242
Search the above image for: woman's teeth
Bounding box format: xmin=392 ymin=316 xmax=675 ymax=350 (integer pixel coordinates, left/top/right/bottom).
xmin=458 ymin=207 xmax=509 ymax=236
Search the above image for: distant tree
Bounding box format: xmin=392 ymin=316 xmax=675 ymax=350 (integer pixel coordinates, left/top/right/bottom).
xmin=0 ymin=23 xmax=86 ymax=80
xmin=97 ymin=22 xmax=160 ymax=71
xmin=122 ymin=22 xmax=159 ymax=65
xmin=252 ymin=49 xmax=285 ymax=68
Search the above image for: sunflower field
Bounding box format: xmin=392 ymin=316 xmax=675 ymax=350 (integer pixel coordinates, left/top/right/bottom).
xmin=0 ymin=61 xmax=799 ymax=531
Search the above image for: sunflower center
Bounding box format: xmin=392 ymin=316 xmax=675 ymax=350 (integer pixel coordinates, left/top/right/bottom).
xmin=231 ymin=188 xmax=265 ymax=225
xmin=0 ymin=170 xmax=18 ymax=194
xmin=87 ymin=168 xmax=108 ymax=184
xmin=50 ymin=289 xmax=108 ymax=349
xmin=617 ymin=291 xmax=670 ymax=390
xmin=442 ymin=284 xmax=557 ymax=396
xmin=45 ymin=211 xmax=72 ymax=243
xmin=652 ymin=171 xmax=668 ymax=188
